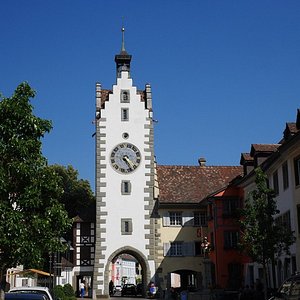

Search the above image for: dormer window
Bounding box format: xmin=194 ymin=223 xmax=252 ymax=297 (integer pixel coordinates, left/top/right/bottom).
xmin=121 ymin=90 xmax=130 ymax=103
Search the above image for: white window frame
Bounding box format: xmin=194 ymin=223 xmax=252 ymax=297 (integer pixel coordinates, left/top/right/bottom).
xmin=169 ymin=212 xmax=182 ymax=226
xmin=121 ymin=180 xmax=131 ymax=195
xmin=121 ymin=108 xmax=129 ymax=121
xmin=121 ymin=218 xmax=132 ymax=235
xmin=120 ymin=90 xmax=130 ymax=103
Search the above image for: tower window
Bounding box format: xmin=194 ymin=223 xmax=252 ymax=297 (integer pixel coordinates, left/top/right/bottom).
xmin=121 ymin=108 xmax=129 ymax=121
xmin=121 ymin=90 xmax=130 ymax=103
xmin=121 ymin=218 xmax=132 ymax=235
xmin=121 ymin=180 xmax=131 ymax=195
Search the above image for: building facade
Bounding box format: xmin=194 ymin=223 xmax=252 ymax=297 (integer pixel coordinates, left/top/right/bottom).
xmin=92 ymin=28 xmax=158 ymax=298
xmin=238 ymin=109 xmax=300 ymax=289
xmin=156 ymin=164 xmax=243 ymax=292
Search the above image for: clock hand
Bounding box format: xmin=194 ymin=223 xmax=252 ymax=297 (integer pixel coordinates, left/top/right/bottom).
xmin=123 ymin=155 xmax=134 ymax=169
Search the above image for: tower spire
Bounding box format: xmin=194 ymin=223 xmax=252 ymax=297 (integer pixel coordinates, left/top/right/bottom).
xmin=121 ymin=26 xmax=125 ymax=52
xmin=115 ymin=25 xmax=132 ymax=78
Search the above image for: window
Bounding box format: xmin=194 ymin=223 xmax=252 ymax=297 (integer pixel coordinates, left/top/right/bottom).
xmin=294 ymin=156 xmax=300 ymax=186
xmin=276 ymin=210 xmax=291 ymax=230
xmin=169 ymin=212 xmax=182 ymax=226
xmin=81 ymin=222 xmax=91 ymax=236
xmin=121 ymin=180 xmax=131 ymax=195
xmin=282 ymin=161 xmax=289 ymax=190
xmin=164 ymin=242 xmax=204 ymax=257
xmin=121 ymin=90 xmax=130 ymax=102
xmin=80 ymin=245 xmax=92 ymax=266
xmin=170 ymin=242 xmax=183 ymax=256
xmin=194 ymin=241 xmax=205 ymax=256
xmin=121 ymin=108 xmax=129 ymax=121
xmin=273 ymin=170 xmax=279 ymax=195
xmin=223 ymin=198 xmax=239 ymax=216
xmin=194 ymin=211 xmax=207 ymax=226
xmin=282 ymin=211 xmax=291 ymax=229
xmin=121 ymin=218 xmax=132 ymax=235
xmin=224 ymin=231 xmax=239 ymax=249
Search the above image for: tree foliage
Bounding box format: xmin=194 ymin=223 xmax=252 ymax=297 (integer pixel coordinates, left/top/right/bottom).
xmin=48 ymin=164 xmax=95 ymax=218
xmin=240 ymin=167 xmax=295 ymax=293
xmin=0 ymin=82 xmax=72 ymax=273
xmin=240 ymin=168 xmax=295 ymax=263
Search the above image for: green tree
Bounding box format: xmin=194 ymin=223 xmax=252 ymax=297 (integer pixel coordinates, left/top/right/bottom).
xmin=240 ymin=167 xmax=295 ymax=299
xmin=0 ymin=83 xmax=72 ymax=287
xmin=48 ymin=164 xmax=95 ymax=218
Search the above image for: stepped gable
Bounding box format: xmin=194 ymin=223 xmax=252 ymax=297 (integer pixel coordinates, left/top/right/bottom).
xmin=100 ymin=89 xmax=145 ymax=109
xmin=157 ymin=165 xmax=242 ymax=204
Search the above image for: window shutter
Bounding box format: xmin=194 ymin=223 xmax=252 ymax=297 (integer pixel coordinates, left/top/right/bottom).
xmin=163 ymin=243 xmax=171 ymax=256
xmin=163 ymin=213 xmax=170 ymax=226
xmin=182 ymin=212 xmax=193 ymax=226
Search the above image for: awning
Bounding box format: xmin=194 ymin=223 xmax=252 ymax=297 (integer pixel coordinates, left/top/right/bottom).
xmin=9 ymin=269 xmax=51 ymax=277
xmin=28 ymin=269 xmax=51 ymax=276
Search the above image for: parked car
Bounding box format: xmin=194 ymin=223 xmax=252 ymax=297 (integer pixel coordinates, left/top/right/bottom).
xmin=270 ymin=273 xmax=300 ymax=299
xmin=8 ymin=287 xmax=53 ymax=300
xmin=5 ymin=293 xmax=48 ymax=300
xmin=115 ymin=285 xmax=122 ymax=292
xmin=136 ymin=283 xmax=143 ymax=296
xmin=121 ymin=284 xmax=137 ymax=296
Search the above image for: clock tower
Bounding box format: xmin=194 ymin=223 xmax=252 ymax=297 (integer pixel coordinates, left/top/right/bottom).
xmin=92 ymin=28 xmax=158 ymax=298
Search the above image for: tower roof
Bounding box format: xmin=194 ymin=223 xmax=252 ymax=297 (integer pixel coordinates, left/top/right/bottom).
xmin=115 ymin=26 xmax=132 ymax=77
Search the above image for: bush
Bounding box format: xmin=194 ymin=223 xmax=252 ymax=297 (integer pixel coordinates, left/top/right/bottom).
xmin=63 ymin=284 xmax=76 ymax=300
xmin=53 ymin=285 xmax=65 ymax=300
xmin=63 ymin=284 xmax=75 ymax=297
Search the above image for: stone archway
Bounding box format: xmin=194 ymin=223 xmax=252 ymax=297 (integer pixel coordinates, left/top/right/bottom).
xmin=103 ymin=246 xmax=151 ymax=296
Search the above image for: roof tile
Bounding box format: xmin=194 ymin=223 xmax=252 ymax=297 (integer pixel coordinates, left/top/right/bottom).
xmin=157 ymin=165 xmax=242 ymax=204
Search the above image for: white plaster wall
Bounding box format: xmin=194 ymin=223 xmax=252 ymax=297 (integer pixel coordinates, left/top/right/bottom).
xmin=98 ymin=71 xmax=153 ymax=273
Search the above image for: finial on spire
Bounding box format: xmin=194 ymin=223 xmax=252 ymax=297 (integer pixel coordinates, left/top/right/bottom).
xmin=121 ymin=25 xmax=125 ymax=52
xmin=115 ymin=21 xmax=132 ymax=78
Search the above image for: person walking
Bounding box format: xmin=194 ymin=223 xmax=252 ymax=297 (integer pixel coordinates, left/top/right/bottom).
xmin=109 ymin=280 xmax=114 ymax=296
xmin=80 ymin=281 xmax=85 ymax=298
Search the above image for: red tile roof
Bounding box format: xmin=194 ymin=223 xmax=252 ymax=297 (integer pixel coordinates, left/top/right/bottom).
xmin=250 ymin=144 xmax=280 ymax=156
xmin=240 ymin=153 xmax=254 ymax=166
xmin=157 ymin=165 xmax=242 ymax=204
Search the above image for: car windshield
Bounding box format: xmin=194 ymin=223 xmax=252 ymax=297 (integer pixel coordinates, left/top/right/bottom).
xmin=9 ymin=291 xmax=50 ymax=300
xmin=290 ymin=278 xmax=300 ymax=296
xmin=279 ymin=279 xmax=293 ymax=296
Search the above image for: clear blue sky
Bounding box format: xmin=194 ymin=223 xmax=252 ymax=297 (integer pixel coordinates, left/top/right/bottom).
xmin=1 ymin=1 xmax=300 ymax=191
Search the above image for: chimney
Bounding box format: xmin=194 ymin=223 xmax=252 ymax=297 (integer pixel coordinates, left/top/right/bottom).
xmin=198 ymin=157 xmax=206 ymax=166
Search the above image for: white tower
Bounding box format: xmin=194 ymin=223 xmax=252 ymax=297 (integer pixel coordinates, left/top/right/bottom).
xmin=93 ymin=28 xmax=157 ymax=298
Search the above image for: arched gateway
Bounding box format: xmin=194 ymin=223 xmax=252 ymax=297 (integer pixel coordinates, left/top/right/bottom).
xmin=103 ymin=246 xmax=151 ymax=296
xmin=92 ymin=28 xmax=159 ymax=298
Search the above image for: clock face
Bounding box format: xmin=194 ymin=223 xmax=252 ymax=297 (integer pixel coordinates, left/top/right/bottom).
xmin=110 ymin=143 xmax=141 ymax=173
